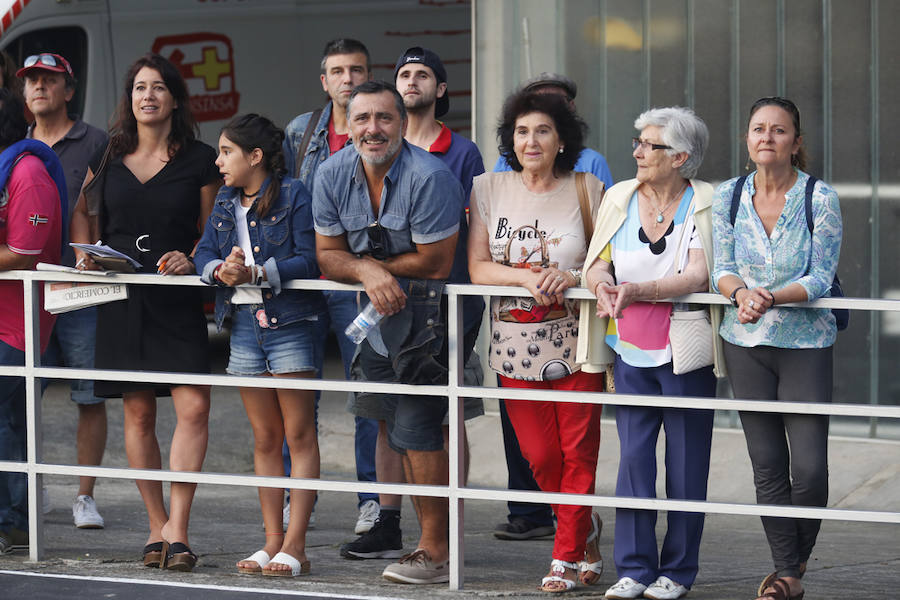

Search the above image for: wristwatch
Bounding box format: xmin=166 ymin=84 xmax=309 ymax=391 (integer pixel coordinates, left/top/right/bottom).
xmin=729 ymin=286 xmax=746 ymax=307
xmin=567 ymin=268 xmax=582 ymax=284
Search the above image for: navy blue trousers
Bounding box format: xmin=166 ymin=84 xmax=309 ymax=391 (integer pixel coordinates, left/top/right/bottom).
xmin=613 ymin=357 xmax=716 ymax=588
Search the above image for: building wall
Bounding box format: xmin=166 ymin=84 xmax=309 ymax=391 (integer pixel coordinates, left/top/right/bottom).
xmin=474 ymin=0 xmax=900 ymax=434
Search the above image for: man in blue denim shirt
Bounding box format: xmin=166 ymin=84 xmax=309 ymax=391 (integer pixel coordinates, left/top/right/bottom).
xmin=338 ymin=46 xmax=486 ymax=566
xmin=313 ymin=81 xmax=462 ymax=585
xmin=282 ymin=38 xmax=380 ymax=535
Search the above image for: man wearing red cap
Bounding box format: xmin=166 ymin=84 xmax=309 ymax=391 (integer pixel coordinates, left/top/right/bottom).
xmin=0 ymin=86 xmax=66 ymax=554
xmin=18 ymin=52 xmax=108 ymax=530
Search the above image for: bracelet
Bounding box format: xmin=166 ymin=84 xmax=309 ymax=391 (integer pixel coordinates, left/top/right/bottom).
xmin=567 ymin=268 xmax=582 ymax=285
xmin=213 ymin=263 xmax=222 ymax=282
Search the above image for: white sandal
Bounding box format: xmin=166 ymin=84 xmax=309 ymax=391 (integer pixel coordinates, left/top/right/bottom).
xmin=540 ymin=559 xmax=578 ymax=593
xmin=262 ymin=551 xmax=311 ymax=577
xmin=236 ymin=549 xmax=271 ymax=574
xmin=580 ymin=512 xmax=603 ymax=584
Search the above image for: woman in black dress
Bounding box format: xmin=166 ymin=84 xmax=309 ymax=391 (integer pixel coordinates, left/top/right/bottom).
xmin=71 ymin=53 xmax=220 ymax=571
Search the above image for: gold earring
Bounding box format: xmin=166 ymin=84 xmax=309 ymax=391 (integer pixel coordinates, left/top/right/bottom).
xmin=745 ymin=158 xmax=752 ymax=171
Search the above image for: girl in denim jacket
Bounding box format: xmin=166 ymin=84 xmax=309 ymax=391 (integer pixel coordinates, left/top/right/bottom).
xmin=194 ymin=114 xmax=325 ymax=577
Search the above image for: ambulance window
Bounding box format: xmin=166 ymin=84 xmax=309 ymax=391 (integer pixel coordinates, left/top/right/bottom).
xmin=3 ymin=26 xmax=88 ymax=118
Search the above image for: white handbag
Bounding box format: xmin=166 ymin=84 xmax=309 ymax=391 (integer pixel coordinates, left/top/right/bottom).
xmin=669 ymin=308 xmax=713 ymax=374
xmin=668 ymin=194 xmax=714 ymax=375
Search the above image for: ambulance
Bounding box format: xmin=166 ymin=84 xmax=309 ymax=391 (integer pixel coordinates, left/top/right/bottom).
xmin=0 ymin=0 xmax=474 ymax=142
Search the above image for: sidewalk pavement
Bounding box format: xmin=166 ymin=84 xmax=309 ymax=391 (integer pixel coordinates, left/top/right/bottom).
xmin=3 ymin=340 xmax=898 ymax=599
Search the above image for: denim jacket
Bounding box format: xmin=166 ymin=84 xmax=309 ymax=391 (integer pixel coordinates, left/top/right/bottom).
xmin=194 ymin=176 xmax=325 ymax=330
xmin=282 ymin=102 xmax=334 ymax=194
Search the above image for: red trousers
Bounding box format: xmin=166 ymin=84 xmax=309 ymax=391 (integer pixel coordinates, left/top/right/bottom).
xmin=501 ymin=370 xmax=604 ymax=562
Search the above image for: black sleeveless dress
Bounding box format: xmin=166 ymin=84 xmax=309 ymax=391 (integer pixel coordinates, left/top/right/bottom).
xmin=90 ymin=140 xmax=219 ymax=398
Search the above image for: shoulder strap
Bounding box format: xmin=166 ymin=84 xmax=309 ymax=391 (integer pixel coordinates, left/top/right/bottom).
xmin=294 ymin=108 xmax=323 ymax=178
xmin=575 ymin=171 xmax=593 ymax=244
xmin=729 ymin=175 xmax=747 ymax=226
xmin=804 ymin=175 xmax=818 ymax=234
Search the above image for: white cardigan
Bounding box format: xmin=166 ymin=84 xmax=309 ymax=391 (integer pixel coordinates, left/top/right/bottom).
xmin=575 ymin=178 xmax=726 ymax=378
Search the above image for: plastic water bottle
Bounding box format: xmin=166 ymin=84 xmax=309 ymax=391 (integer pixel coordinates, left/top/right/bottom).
xmin=344 ymin=302 xmax=384 ymax=344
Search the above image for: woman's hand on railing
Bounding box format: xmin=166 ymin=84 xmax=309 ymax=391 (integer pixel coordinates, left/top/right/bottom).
xmin=157 ymin=250 xmax=196 ymax=276
xmin=594 ymin=281 xmax=618 ymax=318
xmin=736 ymin=286 xmax=774 ymax=324
xmin=531 ymin=265 xmax=572 ymax=304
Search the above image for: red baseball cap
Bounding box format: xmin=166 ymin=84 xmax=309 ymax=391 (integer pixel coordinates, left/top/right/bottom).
xmin=16 ymin=53 xmax=74 ymax=79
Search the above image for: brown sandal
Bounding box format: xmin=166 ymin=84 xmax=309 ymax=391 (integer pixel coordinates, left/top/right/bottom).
xmin=758 ymin=577 xmax=804 ymax=600
xmin=160 ymin=541 xmax=198 ymax=572
xmin=757 ymin=563 xmax=807 ymax=598
xmin=142 ymin=542 xmax=163 ymax=568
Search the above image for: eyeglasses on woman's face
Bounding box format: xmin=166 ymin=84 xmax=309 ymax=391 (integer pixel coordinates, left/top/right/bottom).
xmin=632 ymin=137 xmax=672 ymax=152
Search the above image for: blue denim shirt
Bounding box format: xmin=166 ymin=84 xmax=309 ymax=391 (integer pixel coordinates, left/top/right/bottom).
xmin=282 ymin=102 xmax=334 ymax=195
xmin=194 ymin=176 xmax=326 ymax=330
xmin=312 ymin=140 xmax=462 ymax=255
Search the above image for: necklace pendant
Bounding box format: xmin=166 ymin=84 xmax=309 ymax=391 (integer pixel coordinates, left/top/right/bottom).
xmin=656 ymin=213 xmax=664 ymax=223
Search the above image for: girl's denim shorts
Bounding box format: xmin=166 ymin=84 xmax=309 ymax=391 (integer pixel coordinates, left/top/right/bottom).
xmin=226 ymin=304 xmax=324 ymax=376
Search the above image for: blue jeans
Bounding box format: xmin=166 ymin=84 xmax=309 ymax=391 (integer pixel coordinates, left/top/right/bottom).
xmin=41 ymin=307 xmax=102 ymax=405
xmin=0 ymin=340 xmax=27 ymax=532
xmin=281 ymin=289 xmax=377 ymax=506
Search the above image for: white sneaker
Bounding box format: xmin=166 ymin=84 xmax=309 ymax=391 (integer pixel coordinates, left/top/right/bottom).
xmin=605 ymin=576 xmax=647 ymax=599
xmin=644 ymin=576 xmax=688 ymax=600
xmin=282 ymin=501 xmax=315 ymax=530
xmin=41 ymin=486 xmax=51 ymax=515
xmin=355 ymin=499 xmax=379 ymax=534
xmin=72 ymin=495 xmax=104 ymax=529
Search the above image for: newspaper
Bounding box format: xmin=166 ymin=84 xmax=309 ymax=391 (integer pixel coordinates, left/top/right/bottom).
xmin=43 ymin=281 xmax=128 ymax=314
xmin=69 ymin=241 xmax=142 ymax=269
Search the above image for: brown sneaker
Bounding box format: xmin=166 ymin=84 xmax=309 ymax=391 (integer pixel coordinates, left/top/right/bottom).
xmin=382 ymin=549 xmax=449 ymax=584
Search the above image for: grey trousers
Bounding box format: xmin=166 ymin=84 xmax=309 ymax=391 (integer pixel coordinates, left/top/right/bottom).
xmin=723 ymin=340 xmax=832 ymax=579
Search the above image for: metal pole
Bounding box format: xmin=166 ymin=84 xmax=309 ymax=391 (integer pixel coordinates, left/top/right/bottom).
xmin=868 ymin=0 xmax=881 ymax=437
xmin=447 ymin=289 xmax=464 ymax=589
xmin=23 ymin=279 xmax=44 ymax=561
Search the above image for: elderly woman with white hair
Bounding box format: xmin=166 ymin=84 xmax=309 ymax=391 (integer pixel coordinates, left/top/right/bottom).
xmin=579 ymin=107 xmax=724 ymax=600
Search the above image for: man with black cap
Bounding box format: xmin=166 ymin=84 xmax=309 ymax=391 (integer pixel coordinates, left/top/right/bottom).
xmin=19 ymin=52 xmax=108 ymax=530
xmin=338 ymin=46 xmax=486 ymax=565
xmin=492 ymin=72 xmax=613 ymax=543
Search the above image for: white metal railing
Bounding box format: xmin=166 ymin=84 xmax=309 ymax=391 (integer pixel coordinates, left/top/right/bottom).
xmin=0 ymin=269 xmax=898 ymax=590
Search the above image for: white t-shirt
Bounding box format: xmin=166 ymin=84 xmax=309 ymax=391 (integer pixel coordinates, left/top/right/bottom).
xmin=230 ymin=200 xmax=263 ymax=305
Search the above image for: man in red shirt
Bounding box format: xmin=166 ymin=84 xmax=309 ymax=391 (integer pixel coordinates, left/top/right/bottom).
xmin=0 ymin=88 xmax=65 ymax=553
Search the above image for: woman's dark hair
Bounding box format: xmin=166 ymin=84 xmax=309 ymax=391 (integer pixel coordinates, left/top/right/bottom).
xmin=109 ymin=53 xmax=198 ymax=159
xmin=0 ymin=51 xmax=23 ymax=99
xmin=747 ymin=96 xmax=807 ymax=171
xmin=497 ymin=90 xmax=586 ymax=174
xmin=221 ymin=113 xmax=286 ymax=218
xmin=0 ymin=87 xmax=28 ymax=148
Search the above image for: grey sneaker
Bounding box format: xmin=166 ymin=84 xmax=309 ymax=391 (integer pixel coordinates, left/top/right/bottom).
xmin=493 ymin=516 xmax=555 ymax=540
xmin=382 ymin=549 xmax=449 ymax=584
xmin=355 ymin=499 xmax=379 ymax=534
xmin=0 ymin=528 xmax=28 ymax=554
xmin=72 ymin=495 xmax=104 ymax=529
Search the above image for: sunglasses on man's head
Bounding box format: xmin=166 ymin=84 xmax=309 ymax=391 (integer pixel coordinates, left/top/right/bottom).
xmin=366 ymin=221 xmax=388 ymax=260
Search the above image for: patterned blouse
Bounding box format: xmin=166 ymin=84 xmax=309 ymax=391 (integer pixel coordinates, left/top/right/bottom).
xmin=712 ymin=170 xmax=842 ymax=349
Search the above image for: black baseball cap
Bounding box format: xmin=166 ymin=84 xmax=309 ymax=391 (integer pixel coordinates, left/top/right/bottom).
xmin=394 ymin=46 xmax=449 ymax=118
xmin=521 ymin=72 xmax=577 ymax=100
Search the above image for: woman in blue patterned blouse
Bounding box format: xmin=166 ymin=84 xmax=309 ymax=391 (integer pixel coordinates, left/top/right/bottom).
xmin=712 ymin=96 xmax=842 ymax=600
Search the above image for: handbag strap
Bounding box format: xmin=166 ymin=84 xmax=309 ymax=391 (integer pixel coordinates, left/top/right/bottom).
xmin=671 ymin=187 xmax=696 ymax=275
xmin=293 ymin=107 xmax=323 ymax=178
xmin=575 ymin=171 xmax=593 ymax=244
